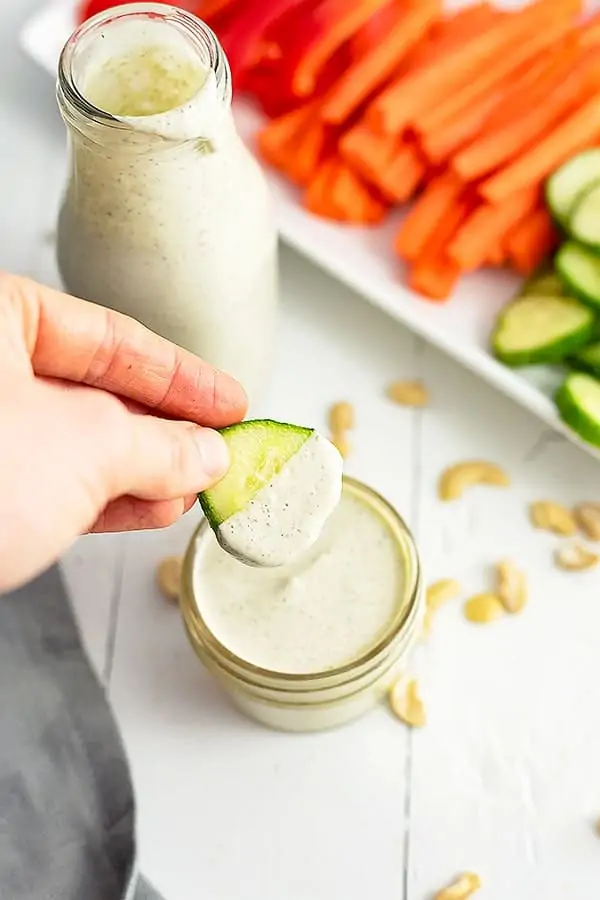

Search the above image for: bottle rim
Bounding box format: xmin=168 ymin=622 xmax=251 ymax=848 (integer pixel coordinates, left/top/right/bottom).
xmin=57 ymin=2 xmax=231 ymax=129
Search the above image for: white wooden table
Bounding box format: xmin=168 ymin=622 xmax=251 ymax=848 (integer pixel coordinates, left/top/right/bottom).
xmin=3 ymin=4 xmax=600 ymax=898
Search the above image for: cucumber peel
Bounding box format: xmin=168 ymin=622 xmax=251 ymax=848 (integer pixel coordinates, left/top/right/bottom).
xmin=556 ymin=241 xmax=600 ymax=311
xmin=492 ymin=294 xmax=595 ymax=366
xmin=556 ymin=372 xmax=600 ymax=448
xmin=568 ymin=340 xmax=600 ymax=378
xmin=568 ymin=182 xmax=600 ymax=251
xmin=546 ymin=149 xmax=600 ymax=227
xmin=199 ymin=419 xmax=313 ymax=527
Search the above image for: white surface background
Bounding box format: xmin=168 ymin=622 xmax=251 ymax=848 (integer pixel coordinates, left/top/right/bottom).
xmin=3 ymin=2 xmax=600 ymax=898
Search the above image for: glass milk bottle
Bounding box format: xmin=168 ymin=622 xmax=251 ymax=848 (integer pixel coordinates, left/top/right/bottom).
xmin=56 ymin=3 xmax=278 ymax=401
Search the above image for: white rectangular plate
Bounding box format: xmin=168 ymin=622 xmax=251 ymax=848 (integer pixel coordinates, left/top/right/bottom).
xmin=20 ymin=0 xmax=600 ymax=461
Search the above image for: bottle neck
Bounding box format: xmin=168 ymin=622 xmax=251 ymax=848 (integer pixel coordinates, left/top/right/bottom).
xmin=57 ymin=3 xmax=231 ymax=145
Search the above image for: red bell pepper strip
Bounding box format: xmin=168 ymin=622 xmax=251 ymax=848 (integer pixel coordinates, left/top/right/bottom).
xmin=78 ymin=0 xmax=200 ymax=24
xmin=291 ymin=0 xmax=391 ymax=97
xmin=219 ymin=0 xmax=305 ymax=84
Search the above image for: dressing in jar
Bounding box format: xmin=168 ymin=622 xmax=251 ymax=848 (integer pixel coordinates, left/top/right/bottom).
xmin=180 ymin=477 xmax=424 ymax=733
xmin=56 ymin=3 xmax=278 ymax=401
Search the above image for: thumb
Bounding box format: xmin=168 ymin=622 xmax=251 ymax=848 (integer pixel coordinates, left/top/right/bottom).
xmin=105 ymin=410 xmax=230 ymax=503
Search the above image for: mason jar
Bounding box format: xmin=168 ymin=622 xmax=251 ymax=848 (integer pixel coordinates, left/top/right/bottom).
xmin=56 ymin=3 xmax=278 ymax=402
xmin=180 ymin=477 xmax=424 ymax=733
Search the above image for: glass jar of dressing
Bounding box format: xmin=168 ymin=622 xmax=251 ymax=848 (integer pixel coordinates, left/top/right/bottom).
xmin=180 ymin=478 xmax=424 ymax=733
xmin=56 ymin=3 xmax=278 ymax=401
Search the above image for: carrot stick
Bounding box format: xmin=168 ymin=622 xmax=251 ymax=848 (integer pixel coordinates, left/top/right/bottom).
xmin=330 ymin=165 xmax=389 ymax=224
xmin=292 ymin=0 xmax=391 ymax=97
xmin=413 ymin=2 xmax=500 ymax=68
xmin=257 ymin=102 xmax=319 ymax=170
xmin=339 ymin=123 xmax=398 ymax=184
xmin=480 ymin=93 xmax=600 ymax=204
xmin=453 ymin=50 xmax=600 ymax=181
xmin=447 ymin=188 xmax=539 ymax=271
xmin=408 ymin=259 xmax=461 ymax=301
xmin=505 ymin=207 xmax=558 ymax=275
xmin=377 ymin=144 xmax=426 ymax=204
xmin=580 ymin=11 xmax=600 ymax=48
xmin=407 ymin=195 xmax=471 ymax=299
xmin=486 ymin=245 xmax=506 ymax=267
xmin=283 ymin=121 xmax=329 ymax=186
xmin=304 ymin=158 xmax=347 ymax=220
xmin=414 ymin=18 xmax=579 ymax=137
xmin=369 ymin=0 xmax=582 ymax=135
xmin=394 ymin=173 xmax=464 ymax=261
xmin=418 ymin=91 xmax=503 ymax=165
xmin=320 ymin=0 xmax=441 ymax=125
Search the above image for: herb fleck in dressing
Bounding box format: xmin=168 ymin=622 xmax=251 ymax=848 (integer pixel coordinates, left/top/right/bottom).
xmin=195 ymin=489 xmax=405 ymax=675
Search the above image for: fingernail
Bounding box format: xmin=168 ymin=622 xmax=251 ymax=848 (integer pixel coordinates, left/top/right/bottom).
xmin=193 ymin=427 xmax=230 ymax=480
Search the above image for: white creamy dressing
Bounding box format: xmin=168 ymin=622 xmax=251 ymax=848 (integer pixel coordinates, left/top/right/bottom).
xmin=195 ymin=489 xmax=405 ymax=675
xmin=216 ymin=432 xmax=343 ymax=568
xmin=57 ymin=14 xmax=277 ymax=400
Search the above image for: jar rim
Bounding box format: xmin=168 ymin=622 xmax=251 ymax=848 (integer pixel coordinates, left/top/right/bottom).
xmin=180 ymin=476 xmax=423 ymax=690
xmin=57 ymin=2 xmax=231 ymax=129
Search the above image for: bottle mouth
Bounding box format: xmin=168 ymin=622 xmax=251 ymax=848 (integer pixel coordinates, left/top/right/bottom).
xmin=58 ymin=2 xmax=231 ymax=126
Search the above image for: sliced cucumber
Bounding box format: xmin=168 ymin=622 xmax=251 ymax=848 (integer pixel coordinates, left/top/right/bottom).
xmin=568 ymin=340 xmax=600 ymax=378
xmin=546 ymin=149 xmax=600 ymax=226
xmin=521 ymin=268 xmax=565 ymax=298
xmin=567 ymin=182 xmax=600 ymax=250
xmin=199 ymin=419 xmax=313 ymax=527
xmin=555 ymin=241 xmax=600 ymax=310
xmin=555 ymin=372 xmax=600 ymax=448
xmin=492 ymin=294 xmax=595 ymax=366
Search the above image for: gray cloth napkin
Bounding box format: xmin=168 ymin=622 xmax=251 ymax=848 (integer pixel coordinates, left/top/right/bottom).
xmin=0 ymin=565 xmax=163 ymax=900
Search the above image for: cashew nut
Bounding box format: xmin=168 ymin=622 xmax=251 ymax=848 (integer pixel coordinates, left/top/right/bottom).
xmin=426 ymin=578 xmax=462 ymax=611
xmin=156 ymin=556 xmax=183 ymax=602
xmin=574 ymin=503 xmax=600 ymax=542
xmin=386 ymin=380 xmax=430 ymax=408
xmin=496 ymin=560 xmax=527 ymax=614
xmin=438 ymin=461 xmax=510 ymax=501
xmin=328 ymin=401 xmax=354 ymax=433
xmin=330 ymin=432 xmax=351 ymax=459
xmin=463 ymin=593 xmax=505 ymax=624
xmin=554 ymin=542 xmax=599 ymax=572
xmin=434 ymin=872 xmax=481 ymax=900
xmin=530 ymin=500 xmax=576 ymax=536
xmin=389 ymin=678 xmax=426 ymax=728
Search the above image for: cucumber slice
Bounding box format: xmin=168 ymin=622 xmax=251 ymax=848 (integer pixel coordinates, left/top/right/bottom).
xmin=521 ymin=269 xmax=565 ymax=297
xmin=568 ymin=182 xmax=600 ymax=250
xmin=555 ymin=241 xmax=600 ymax=310
xmin=492 ymin=294 xmax=595 ymax=366
xmin=546 ymin=149 xmax=600 ymax=226
xmin=198 ymin=420 xmax=343 ymax=568
xmin=555 ymin=372 xmax=600 ymax=447
xmin=199 ymin=419 xmax=313 ymax=526
xmin=568 ymin=340 xmax=600 ymax=378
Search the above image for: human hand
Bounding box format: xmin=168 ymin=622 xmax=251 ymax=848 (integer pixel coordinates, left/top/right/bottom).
xmin=0 ymin=272 xmax=247 ymax=592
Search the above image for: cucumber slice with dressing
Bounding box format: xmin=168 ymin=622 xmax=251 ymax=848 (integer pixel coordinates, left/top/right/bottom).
xmin=568 ymin=340 xmax=600 ymax=378
xmin=567 ymin=182 xmax=600 ymax=250
xmin=555 ymin=241 xmax=600 ymax=310
xmin=521 ymin=268 xmax=565 ymax=297
xmin=199 ymin=419 xmax=343 ymax=568
xmin=199 ymin=420 xmax=313 ymax=526
xmin=492 ymin=294 xmax=595 ymax=366
xmin=555 ymin=372 xmax=600 ymax=448
xmin=546 ymin=149 xmax=600 ymax=227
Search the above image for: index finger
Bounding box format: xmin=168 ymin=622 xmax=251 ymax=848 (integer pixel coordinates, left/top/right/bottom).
xmin=6 ymin=274 xmax=248 ymax=428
